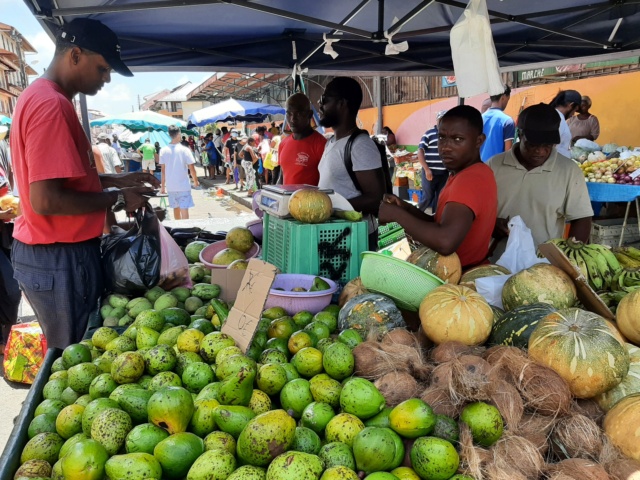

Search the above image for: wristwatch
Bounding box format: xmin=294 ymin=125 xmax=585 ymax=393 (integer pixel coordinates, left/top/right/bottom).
xmin=111 ymin=192 xmax=126 ymax=213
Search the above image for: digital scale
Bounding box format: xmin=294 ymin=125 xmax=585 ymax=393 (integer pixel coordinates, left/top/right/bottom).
xmin=258 ymin=184 xmax=354 ymax=218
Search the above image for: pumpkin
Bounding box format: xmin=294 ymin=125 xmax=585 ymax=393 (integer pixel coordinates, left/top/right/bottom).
xmin=596 ymin=344 xmax=640 ymax=411
xmin=338 ymin=277 xmax=368 ymax=308
xmin=338 ymin=293 xmax=406 ymax=339
xmin=528 ymin=308 xmax=630 ymax=399
xmin=418 ymin=284 xmax=494 ymax=346
xmin=406 ymin=246 xmax=462 ymax=284
xmin=488 ymin=303 xmax=557 ymax=348
xmin=616 ymin=289 xmax=640 ymax=345
xmin=459 ymin=264 xmax=510 ymax=290
xmin=288 ymin=188 xmax=332 ymax=224
xmin=603 ymin=393 xmax=640 ymax=461
xmin=502 ymin=263 xmax=577 ymax=311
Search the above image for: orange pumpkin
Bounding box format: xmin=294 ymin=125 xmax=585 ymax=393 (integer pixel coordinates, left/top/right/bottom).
xmin=604 ymin=393 xmax=640 ymax=460
xmin=407 ymin=246 xmax=462 ymax=284
xmin=288 ymin=188 xmax=332 ymax=224
xmin=616 ymin=290 xmax=640 ymax=345
xmin=418 ymin=284 xmax=494 ymax=345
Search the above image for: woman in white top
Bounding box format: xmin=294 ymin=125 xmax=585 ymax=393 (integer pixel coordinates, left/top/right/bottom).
xmin=549 ymin=90 xmax=581 ymax=158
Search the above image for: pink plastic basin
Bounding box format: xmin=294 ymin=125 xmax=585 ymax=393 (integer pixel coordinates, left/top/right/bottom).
xmin=246 ymin=219 xmax=263 ymax=242
xmin=264 ymin=274 xmax=338 ymax=315
xmin=199 ymin=240 xmax=261 ymax=269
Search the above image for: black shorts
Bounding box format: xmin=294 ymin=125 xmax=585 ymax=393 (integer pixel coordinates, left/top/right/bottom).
xmin=12 ymin=238 xmax=103 ymax=349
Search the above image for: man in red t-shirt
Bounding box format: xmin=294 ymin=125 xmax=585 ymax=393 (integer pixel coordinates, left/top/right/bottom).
xmin=10 ymin=19 xmax=158 ymax=349
xmin=379 ymin=106 xmax=497 ymax=268
xmin=278 ymin=93 xmax=326 ymax=185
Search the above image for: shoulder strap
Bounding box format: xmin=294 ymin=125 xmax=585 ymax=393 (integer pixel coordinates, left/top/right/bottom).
xmin=343 ymin=129 xmax=367 ymax=192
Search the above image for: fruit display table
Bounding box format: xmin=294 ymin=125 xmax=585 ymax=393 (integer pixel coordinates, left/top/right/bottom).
xmin=587 ymin=183 xmax=640 ymax=246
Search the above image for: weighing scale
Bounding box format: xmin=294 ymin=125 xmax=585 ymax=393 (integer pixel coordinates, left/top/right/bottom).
xmin=258 ymin=184 xmax=354 ymax=218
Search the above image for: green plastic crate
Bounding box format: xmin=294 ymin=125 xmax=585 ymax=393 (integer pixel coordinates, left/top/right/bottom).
xmin=263 ymin=214 xmax=368 ymax=283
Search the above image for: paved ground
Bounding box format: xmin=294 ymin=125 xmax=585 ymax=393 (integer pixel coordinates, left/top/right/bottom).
xmin=0 ymin=167 xmax=256 ymax=454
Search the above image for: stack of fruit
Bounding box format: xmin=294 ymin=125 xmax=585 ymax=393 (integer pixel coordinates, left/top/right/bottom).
xmin=578 ymin=156 xmax=640 ymax=185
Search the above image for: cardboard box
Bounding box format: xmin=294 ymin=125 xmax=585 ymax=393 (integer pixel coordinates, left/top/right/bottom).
xmin=538 ymin=243 xmax=614 ymax=320
xmin=218 ymin=259 xmax=278 ymax=352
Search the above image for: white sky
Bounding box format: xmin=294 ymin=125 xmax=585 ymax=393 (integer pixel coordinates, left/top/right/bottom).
xmin=1 ymin=0 xmax=210 ymax=115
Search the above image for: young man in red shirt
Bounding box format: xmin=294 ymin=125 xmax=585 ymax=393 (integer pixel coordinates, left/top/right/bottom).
xmin=278 ymin=93 xmax=326 ymax=185
xmin=379 ymin=105 xmax=497 ymax=268
xmin=10 ymin=19 xmax=157 ymax=349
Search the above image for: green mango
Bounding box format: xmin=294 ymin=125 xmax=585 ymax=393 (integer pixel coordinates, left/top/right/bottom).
xmin=236 ymin=409 xmax=296 ymax=467
xmin=105 ymin=452 xmax=162 ymax=480
xmin=212 ymin=405 xmax=256 ymax=438
xmin=147 ymin=386 xmax=194 ymax=435
xmin=115 ymin=388 xmax=153 ymax=424
xmin=266 ymin=451 xmax=323 ymax=479
xmin=185 ymin=448 xmax=236 ymax=480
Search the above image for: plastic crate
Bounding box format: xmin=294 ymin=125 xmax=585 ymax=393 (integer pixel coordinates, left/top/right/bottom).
xmin=262 ymin=214 xmax=368 ymax=283
xmin=590 ymin=218 xmax=640 ymax=247
xmin=378 ymin=222 xmax=406 ymax=249
xmin=408 ymin=188 xmax=424 ymax=204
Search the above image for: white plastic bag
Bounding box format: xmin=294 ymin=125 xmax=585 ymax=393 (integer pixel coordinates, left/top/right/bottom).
xmin=450 ymin=0 xmax=504 ymax=98
xmin=475 ymin=216 xmax=549 ymax=308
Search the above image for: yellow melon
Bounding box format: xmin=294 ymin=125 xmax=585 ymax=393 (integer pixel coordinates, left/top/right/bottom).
xmin=616 ymin=290 xmax=640 ymax=345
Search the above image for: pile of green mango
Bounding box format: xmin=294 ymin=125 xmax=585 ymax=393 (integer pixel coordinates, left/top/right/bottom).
xmin=18 ymin=283 xmax=502 ymax=480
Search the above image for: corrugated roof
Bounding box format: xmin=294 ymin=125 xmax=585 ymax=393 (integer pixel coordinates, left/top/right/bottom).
xmin=158 ymin=81 xmax=199 ymax=102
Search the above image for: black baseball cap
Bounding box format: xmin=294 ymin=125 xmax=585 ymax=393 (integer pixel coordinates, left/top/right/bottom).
xmin=517 ymin=103 xmax=561 ymax=145
xmin=58 ymin=19 xmax=133 ymax=77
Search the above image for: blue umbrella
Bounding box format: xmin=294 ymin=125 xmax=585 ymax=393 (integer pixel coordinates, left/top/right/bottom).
xmin=0 ymin=115 xmax=11 ymax=125
xmin=188 ymin=99 xmax=284 ymax=127
xmin=90 ymin=110 xmax=195 ymax=133
xmin=118 ymin=130 xmax=172 ymax=150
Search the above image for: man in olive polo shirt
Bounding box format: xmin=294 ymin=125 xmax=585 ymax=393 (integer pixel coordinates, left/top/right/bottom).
xmin=487 ymin=103 xmax=593 ymax=258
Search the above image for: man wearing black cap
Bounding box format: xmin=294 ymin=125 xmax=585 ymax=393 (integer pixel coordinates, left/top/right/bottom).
xmin=9 ymin=18 xmax=158 ymax=349
xmin=488 ymin=103 xmax=593 ymax=258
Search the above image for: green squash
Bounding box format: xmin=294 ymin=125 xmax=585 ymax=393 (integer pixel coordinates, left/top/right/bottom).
xmin=502 ymin=264 xmax=577 ymax=311
xmin=596 ymin=344 xmax=640 ymax=411
xmin=528 ymin=308 xmax=630 ymax=399
xmin=489 ymin=303 xmax=557 ymax=348
xmin=338 ymin=293 xmax=405 ymax=339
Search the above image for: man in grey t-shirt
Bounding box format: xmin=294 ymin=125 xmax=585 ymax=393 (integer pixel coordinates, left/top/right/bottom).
xmin=317 ymin=77 xmax=387 ymax=249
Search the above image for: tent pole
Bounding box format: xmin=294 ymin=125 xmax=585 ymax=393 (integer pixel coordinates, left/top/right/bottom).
xmin=374 ymin=75 xmax=382 ymax=134
xmin=79 ymin=94 xmax=91 ymax=140
xmin=458 ymin=97 xmax=465 ymax=106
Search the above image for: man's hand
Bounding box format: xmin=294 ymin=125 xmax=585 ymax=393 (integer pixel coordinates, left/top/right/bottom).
xmin=378 ymin=200 xmax=402 ymax=225
xmin=121 ymin=186 xmax=156 ymax=213
xmin=382 ymin=193 xmax=410 ymax=210
xmin=493 ymin=217 xmax=510 ymax=240
xmin=0 ymin=208 xmax=17 ymax=221
xmin=424 ymin=167 xmax=433 ymax=182
xmin=102 ymin=172 xmax=161 ymax=189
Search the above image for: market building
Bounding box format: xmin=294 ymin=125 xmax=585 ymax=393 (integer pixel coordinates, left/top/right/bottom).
xmin=0 ymin=22 xmax=37 ymax=117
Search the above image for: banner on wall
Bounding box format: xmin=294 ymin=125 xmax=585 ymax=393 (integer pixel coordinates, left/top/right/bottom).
xmin=442 ymin=76 xmax=457 ymax=88
xmin=517 ymin=56 xmax=639 ymax=82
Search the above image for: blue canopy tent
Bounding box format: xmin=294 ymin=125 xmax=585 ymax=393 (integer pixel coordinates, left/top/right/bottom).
xmin=0 ymin=115 xmax=11 ymax=126
xmin=115 ymin=129 xmax=172 ymax=150
xmin=188 ymin=99 xmax=285 ymax=127
xmin=19 ymin=1 xmax=640 ymax=77
xmin=90 ymin=111 xmax=197 ymax=135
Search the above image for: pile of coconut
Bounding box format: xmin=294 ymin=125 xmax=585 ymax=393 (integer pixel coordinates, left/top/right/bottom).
xmin=353 ymin=330 xmax=640 ymax=480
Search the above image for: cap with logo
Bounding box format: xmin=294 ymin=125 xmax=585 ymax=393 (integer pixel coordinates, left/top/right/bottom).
xmin=59 ymin=18 xmax=133 ymax=77
xmin=517 ymin=103 xmax=561 ymax=145
xmin=230 ymin=130 xmax=239 ymax=137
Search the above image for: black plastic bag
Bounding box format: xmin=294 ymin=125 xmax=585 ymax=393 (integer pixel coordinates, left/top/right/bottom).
xmin=101 ymin=205 xmax=161 ymax=295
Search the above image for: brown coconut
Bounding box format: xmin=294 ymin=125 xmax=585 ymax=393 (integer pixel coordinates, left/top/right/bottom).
xmin=483 ymin=345 xmax=530 ymax=381
xmin=491 ymin=433 xmax=545 ymax=479
xmin=517 ymin=362 xmax=573 ymax=416
xmin=458 ymin=421 xmax=490 ymax=480
xmin=606 ymin=458 xmax=640 ymax=480
xmin=420 ymin=386 xmax=462 ymax=418
xmin=374 ymin=371 xmax=420 ymax=407
xmin=414 ymin=326 xmax=433 ymax=354
xmin=430 ymin=356 xmax=494 ymax=402
xmin=546 ymin=459 xmax=611 ymax=480
xmin=381 ymin=328 xmax=419 ymax=348
xmin=431 ymin=341 xmax=485 ymax=364
xmin=352 ymin=342 xmax=393 ymax=380
xmin=379 ymin=342 xmax=431 ymax=381
xmin=573 ymin=398 xmax=606 ymax=427
xmin=551 ymin=413 xmax=604 ymax=461
xmin=489 ymin=379 xmax=524 ymax=429
xmin=483 ymin=464 xmax=528 ymax=480
xmin=338 ymin=277 xmax=368 ymax=307
xmin=515 ymin=413 xmax=557 ymax=456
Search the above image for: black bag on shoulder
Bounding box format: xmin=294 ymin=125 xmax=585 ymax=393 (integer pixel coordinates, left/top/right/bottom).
xmin=343 ymin=129 xmax=393 ymax=195
xmin=101 ymin=204 xmax=161 ymax=295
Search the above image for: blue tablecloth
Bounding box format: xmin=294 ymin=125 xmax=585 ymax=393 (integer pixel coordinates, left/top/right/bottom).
xmin=587 ymin=183 xmax=640 ymax=202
